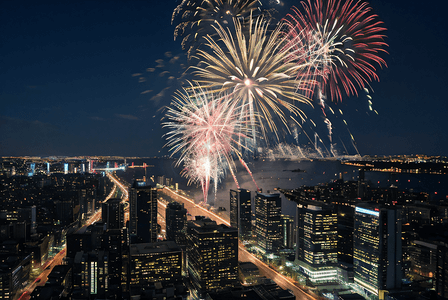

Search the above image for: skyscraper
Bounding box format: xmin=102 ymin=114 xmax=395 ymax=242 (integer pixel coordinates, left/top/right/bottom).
xmin=230 ymin=189 xmax=252 ymax=239
xmin=165 ymin=201 xmax=187 ymax=246
xmin=129 ymin=241 xmax=182 ymax=289
xmin=296 ymin=203 xmax=338 ymax=267
xmin=353 ymin=205 xmax=402 ymax=297
xmin=102 ymin=228 xmax=129 ymax=297
xmin=101 ymin=198 xmax=124 ymax=230
xmin=129 ymin=182 xmax=158 ymax=243
xmin=281 ymin=215 xmax=295 ymax=249
xmin=254 ymin=192 xmax=281 ymax=254
xmin=186 ymin=218 xmax=238 ymax=296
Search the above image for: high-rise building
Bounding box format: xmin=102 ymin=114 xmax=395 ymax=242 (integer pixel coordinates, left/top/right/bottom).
xmin=101 ymin=198 xmax=125 ymax=230
xmin=280 ymin=215 xmax=295 ymax=249
xmin=186 ymin=218 xmax=238 ymax=296
xmin=129 ymin=182 xmax=158 ymax=243
xmin=296 ymin=203 xmax=338 ymax=267
xmin=72 ymin=250 xmax=109 ymax=299
xmin=436 ymin=243 xmax=448 ymax=298
xmin=165 ymin=201 xmax=187 ymax=246
xmin=230 ymin=189 xmax=252 ymax=239
xmin=129 ymin=241 xmax=182 ymax=289
xmin=0 ymin=254 xmax=32 ymax=300
xmin=102 ymin=228 xmax=129 ymax=297
xmin=353 ymin=205 xmax=402 ymax=297
xmin=254 ymin=193 xmax=281 ymax=254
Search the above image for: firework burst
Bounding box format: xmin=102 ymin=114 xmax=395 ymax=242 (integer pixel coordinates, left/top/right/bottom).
xmin=283 ymin=0 xmax=388 ymax=101
xmin=163 ymin=82 xmax=251 ymax=202
xmin=193 ymin=15 xmax=315 ymax=145
xmin=172 ymin=0 xmax=261 ymax=58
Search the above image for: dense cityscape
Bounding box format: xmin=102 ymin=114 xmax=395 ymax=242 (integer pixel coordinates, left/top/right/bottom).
xmin=1 ymin=156 xmax=448 ymax=300
xmin=2 ymin=0 xmax=447 ymax=299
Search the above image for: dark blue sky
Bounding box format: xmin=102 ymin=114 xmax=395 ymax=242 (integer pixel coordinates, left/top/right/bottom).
xmin=1 ymin=0 xmax=447 ymax=157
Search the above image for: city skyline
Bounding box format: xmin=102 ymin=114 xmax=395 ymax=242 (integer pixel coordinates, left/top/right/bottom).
xmin=1 ymin=0 xmax=447 ymax=157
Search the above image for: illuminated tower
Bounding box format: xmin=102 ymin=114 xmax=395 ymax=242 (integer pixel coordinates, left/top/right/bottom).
xmin=254 ymin=192 xmax=281 ymax=254
xmin=353 ymin=205 xmax=402 ymax=297
xmin=165 ymin=201 xmax=187 ymax=246
xmin=281 ymin=215 xmax=295 ymax=249
xmin=101 ymin=198 xmax=125 ymax=230
xmin=130 ymin=241 xmax=182 ymax=288
xmin=129 ymin=181 xmax=158 ymax=243
xmin=296 ymin=203 xmax=338 ymax=267
xmin=230 ymin=189 xmax=252 ymax=239
xmin=186 ymin=218 xmax=238 ymax=297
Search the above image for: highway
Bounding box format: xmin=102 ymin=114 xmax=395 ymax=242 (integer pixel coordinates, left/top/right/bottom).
xmin=18 ymin=173 xmax=316 ymax=300
xmin=18 ymin=173 xmax=122 ymax=300
xmin=160 ymin=187 xmax=318 ymax=300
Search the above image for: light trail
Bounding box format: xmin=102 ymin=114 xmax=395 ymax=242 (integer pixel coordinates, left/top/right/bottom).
xmin=162 ymin=187 xmax=230 ymax=226
xmin=161 ymin=186 xmax=318 ymax=300
xmin=18 ymin=173 xmax=122 ymax=300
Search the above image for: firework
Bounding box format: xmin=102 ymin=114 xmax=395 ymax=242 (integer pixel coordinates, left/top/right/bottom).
xmin=193 ymin=15 xmax=315 ymax=145
xmin=283 ymin=0 xmax=388 ymax=101
xmin=172 ymin=0 xmax=261 ymax=57
xmin=163 ymin=82 xmax=251 ymax=202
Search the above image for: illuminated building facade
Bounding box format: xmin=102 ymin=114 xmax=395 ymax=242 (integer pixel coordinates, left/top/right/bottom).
xmin=129 ymin=182 xmax=158 ymax=243
xmin=353 ymin=206 xmax=402 ymax=297
xmin=102 ymin=228 xmax=129 ymax=296
xmin=186 ymin=218 xmax=238 ymax=296
xmin=230 ymin=189 xmax=252 ymax=239
xmin=72 ymin=250 xmax=109 ymax=299
xmin=409 ymin=240 xmax=437 ymax=285
xmin=296 ymin=204 xmax=338 ymax=267
xmin=281 ymin=215 xmax=295 ymax=249
xmin=165 ymin=201 xmax=187 ymax=246
xmin=101 ymin=198 xmax=124 ymax=230
xmin=129 ymin=241 xmax=182 ymax=288
xmin=0 ymin=254 xmax=32 ymax=300
xmin=254 ymin=193 xmax=281 ymax=253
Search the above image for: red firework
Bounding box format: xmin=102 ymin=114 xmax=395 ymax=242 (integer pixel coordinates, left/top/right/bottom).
xmin=283 ymin=0 xmax=388 ymax=101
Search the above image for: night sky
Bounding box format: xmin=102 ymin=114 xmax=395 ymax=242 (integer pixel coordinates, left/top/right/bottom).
xmin=1 ymin=0 xmax=447 ymax=157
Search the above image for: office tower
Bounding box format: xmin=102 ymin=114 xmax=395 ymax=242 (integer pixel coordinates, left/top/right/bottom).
xmin=436 ymin=244 xmax=448 ymax=298
xmin=230 ymin=189 xmax=252 ymax=239
xmin=101 ymin=198 xmax=125 ymax=229
xmin=102 ymin=228 xmax=129 ymax=297
xmin=408 ymin=240 xmax=437 ymax=288
xmin=0 ymin=254 xmax=32 ymax=300
xmin=254 ymin=192 xmax=281 ymax=254
xmin=72 ymin=250 xmax=109 ymax=299
xmin=18 ymin=206 xmax=36 ymax=235
xmin=129 ymin=241 xmax=182 ymax=289
xmin=129 ymin=182 xmax=158 ymax=243
xmin=280 ymin=215 xmax=295 ymax=249
xmin=336 ymin=204 xmax=355 ymax=265
xmin=186 ymin=218 xmax=238 ymax=296
xmin=296 ymin=203 xmax=338 ymax=267
xmin=353 ymin=205 xmax=402 ymax=297
xmin=165 ymin=201 xmax=187 ymax=245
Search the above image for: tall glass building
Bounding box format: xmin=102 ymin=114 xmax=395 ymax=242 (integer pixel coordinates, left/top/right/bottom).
xmin=165 ymin=201 xmax=187 ymax=246
xmin=129 ymin=182 xmax=158 ymax=243
xmin=186 ymin=218 xmax=238 ymax=297
xmin=230 ymin=189 xmax=252 ymax=239
xmin=254 ymin=192 xmax=281 ymax=254
xmin=353 ymin=205 xmax=402 ymax=297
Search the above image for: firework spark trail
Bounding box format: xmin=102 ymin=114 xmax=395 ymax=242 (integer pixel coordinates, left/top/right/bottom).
xmin=282 ymin=0 xmax=387 ymax=156
xmin=239 ymin=158 xmax=260 ymax=192
xmin=193 ymin=14 xmax=315 ymax=147
xmin=163 ymin=82 xmax=251 ymax=202
xmin=284 ymin=0 xmax=388 ymax=102
xmin=172 ymin=0 xmax=262 ymax=58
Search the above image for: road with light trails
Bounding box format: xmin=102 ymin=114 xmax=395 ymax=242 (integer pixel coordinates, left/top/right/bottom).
xmin=160 ymin=187 xmax=319 ymax=300
xmin=18 ymin=174 xmax=120 ymax=300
